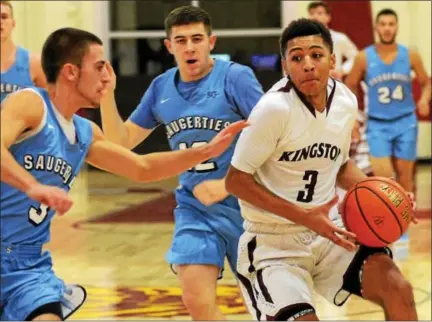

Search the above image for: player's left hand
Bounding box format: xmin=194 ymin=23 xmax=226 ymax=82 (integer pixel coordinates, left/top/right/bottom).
xmin=406 ymin=192 xmax=419 ymax=224
xmin=205 ymin=120 xmax=249 ymax=159
xmin=389 ymin=177 xmax=418 ymax=224
xmin=416 ymin=99 xmax=430 ymax=118
xmin=193 ymin=179 xmax=229 ymax=206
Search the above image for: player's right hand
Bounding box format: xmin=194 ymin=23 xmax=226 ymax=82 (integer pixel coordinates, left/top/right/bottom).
xmin=303 ymin=195 xmax=357 ymax=252
xmin=26 ymin=184 xmax=73 ymax=216
xmin=206 ymin=120 xmax=249 ymax=158
xmin=101 ymin=61 xmax=117 ymax=97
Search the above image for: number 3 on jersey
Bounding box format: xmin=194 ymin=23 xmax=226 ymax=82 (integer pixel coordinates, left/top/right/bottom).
xmin=178 ymin=141 xmax=217 ymax=172
xmin=28 ymin=204 xmax=49 ymax=226
xmin=378 ymin=85 xmax=404 ymax=104
xmin=297 ymin=170 xmax=318 ymax=203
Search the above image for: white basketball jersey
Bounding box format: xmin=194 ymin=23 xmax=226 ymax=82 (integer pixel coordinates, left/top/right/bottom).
xmin=231 ymin=77 xmax=358 ymax=224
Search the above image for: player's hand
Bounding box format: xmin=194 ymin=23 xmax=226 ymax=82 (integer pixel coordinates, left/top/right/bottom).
xmin=416 ymin=99 xmax=430 ymax=118
xmin=26 ymin=184 xmax=73 ymax=216
xmin=388 ymin=178 xmax=418 ymax=224
xmin=101 ymin=61 xmax=117 ymax=97
xmin=302 ymin=195 xmax=357 ymax=251
xmin=193 ymin=179 xmax=229 ymax=206
xmin=406 ymin=192 xmax=419 ymax=224
xmin=205 ymin=120 xmax=249 ymax=158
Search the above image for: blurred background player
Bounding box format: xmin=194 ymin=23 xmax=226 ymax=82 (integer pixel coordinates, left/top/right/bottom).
xmin=307 ymin=1 xmax=358 ymax=81
xmin=99 ymin=5 xmax=263 ymax=320
xmin=0 ymin=0 xmax=46 ymax=103
xmin=346 ymin=8 xmax=430 ymax=195
xmin=0 ymin=26 xmax=247 ymax=321
xmin=346 ymin=8 xmax=430 ymax=254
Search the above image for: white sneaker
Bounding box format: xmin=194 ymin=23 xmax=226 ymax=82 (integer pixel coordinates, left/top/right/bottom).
xmin=61 ymin=284 xmax=87 ymax=319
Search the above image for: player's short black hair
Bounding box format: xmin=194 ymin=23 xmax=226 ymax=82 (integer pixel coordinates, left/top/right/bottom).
xmin=279 ymin=18 xmax=333 ymax=57
xmin=41 ymin=27 xmax=103 ymax=84
xmin=307 ymin=1 xmax=331 ymax=14
xmin=165 ymin=5 xmax=212 ymax=37
xmin=376 ymin=8 xmax=398 ymax=22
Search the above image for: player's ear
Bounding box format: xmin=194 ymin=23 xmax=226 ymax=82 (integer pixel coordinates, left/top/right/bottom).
xmin=281 ymin=57 xmax=288 ymax=75
xmin=330 ymin=53 xmax=336 ymax=70
xmin=62 ymin=64 xmax=79 ymax=82
xmin=164 ymin=39 xmax=173 ymax=54
xmin=209 ymin=34 xmax=217 ymax=51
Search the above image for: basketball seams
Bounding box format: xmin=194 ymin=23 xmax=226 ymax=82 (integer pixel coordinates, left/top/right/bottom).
xmin=358 ymin=186 xmax=404 ymax=235
xmin=353 ymin=187 xmax=391 ymax=245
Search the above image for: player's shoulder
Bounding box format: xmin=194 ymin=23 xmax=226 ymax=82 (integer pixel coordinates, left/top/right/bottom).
xmin=226 ymin=61 xmax=254 ymax=77
xmin=253 ymin=77 xmax=295 ymax=113
xmin=329 ymin=29 xmax=346 ymax=39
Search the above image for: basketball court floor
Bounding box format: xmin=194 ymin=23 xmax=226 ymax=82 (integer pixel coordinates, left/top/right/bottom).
xmin=47 ymin=164 xmax=431 ymax=320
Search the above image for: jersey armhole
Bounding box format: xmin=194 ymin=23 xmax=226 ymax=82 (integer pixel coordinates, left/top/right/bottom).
xmin=14 ymin=88 xmax=47 ymax=144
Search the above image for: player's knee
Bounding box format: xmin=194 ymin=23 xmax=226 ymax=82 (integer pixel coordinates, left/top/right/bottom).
xmin=273 ymin=303 xmax=317 ymax=321
xmin=181 ymin=288 xmax=216 ymax=313
xmin=363 ymin=255 xmax=413 ymax=305
xmin=383 ymin=273 xmax=414 ymax=304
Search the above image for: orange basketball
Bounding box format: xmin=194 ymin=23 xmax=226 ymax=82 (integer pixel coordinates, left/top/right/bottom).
xmin=340 ymin=177 xmax=413 ymax=247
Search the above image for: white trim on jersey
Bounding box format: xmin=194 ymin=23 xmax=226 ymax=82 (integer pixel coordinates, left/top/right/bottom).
xmin=12 ymin=88 xmax=48 ymax=144
xmin=231 ymin=77 xmax=358 ymax=224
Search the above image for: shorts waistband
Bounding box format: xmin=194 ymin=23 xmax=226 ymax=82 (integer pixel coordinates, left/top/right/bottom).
xmin=1 ymin=243 xmax=43 ymax=257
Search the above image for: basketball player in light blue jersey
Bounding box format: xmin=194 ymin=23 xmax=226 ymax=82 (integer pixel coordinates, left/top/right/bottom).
xmin=100 ymin=6 xmax=263 ymax=320
xmin=346 ymin=8 xmax=430 ymax=194
xmin=0 ymin=27 xmax=247 ymax=321
xmin=0 ymin=1 xmax=47 ymax=102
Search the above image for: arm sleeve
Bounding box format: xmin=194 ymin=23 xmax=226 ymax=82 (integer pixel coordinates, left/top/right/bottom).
xmin=231 ymin=94 xmax=289 ymax=174
xmin=128 ymin=81 xmax=160 ymax=129
xmin=225 ymin=64 xmax=264 ymax=118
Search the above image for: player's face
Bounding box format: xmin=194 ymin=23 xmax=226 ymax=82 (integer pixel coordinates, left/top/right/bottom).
xmin=74 ymin=44 xmax=110 ymax=108
xmin=308 ymin=6 xmax=330 ymax=26
xmin=375 ymin=15 xmax=398 ymax=45
xmin=0 ymin=4 xmax=15 ymax=41
xmin=282 ymin=35 xmax=335 ymax=97
xmin=164 ymin=22 xmax=216 ymax=81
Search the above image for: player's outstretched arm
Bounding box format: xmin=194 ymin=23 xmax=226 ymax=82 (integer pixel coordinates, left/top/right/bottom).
xmin=86 ymin=121 xmax=248 ymax=183
xmin=99 ymin=62 xmax=153 ymax=149
xmin=0 ymin=90 xmax=73 ymax=214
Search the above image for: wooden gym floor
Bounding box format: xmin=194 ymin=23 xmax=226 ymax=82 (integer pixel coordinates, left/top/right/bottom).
xmin=47 ymin=164 xmax=431 ymax=320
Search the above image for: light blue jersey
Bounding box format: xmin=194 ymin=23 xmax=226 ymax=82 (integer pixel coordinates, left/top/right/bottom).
xmin=364 ymin=45 xmax=418 ymax=160
xmin=1 ymin=88 xmax=93 ymax=320
xmin=1 ymin=46 xmax=35 ymax=103
xmin=130 ymin=60 xmax=263 ymax=274
xmin=364 ymin=44 xmax=415 ymax=120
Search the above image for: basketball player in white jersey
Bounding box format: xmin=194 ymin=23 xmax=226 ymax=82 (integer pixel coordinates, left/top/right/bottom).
xmin=225 ymin=19 xmax=417 ymax=321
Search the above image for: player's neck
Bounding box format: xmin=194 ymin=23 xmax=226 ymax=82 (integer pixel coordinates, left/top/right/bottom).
xmin=377 ymin=42 xmax=397 ymax=51
xmin=48 ymin=84 xmax=81 ymax=122
xmin=306 ymin=92 xmax=327 ymax=113
xmin=0 ymin=39 xmax=15 ymax=58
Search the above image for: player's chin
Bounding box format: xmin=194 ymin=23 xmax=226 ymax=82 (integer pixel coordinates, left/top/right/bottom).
xmin=299 ymin=80 xmax=321 ymax=95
